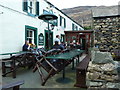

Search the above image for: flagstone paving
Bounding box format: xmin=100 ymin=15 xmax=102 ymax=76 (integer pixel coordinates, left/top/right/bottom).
xmin=2 ymin=54 xmax=87 ymax=89
xmin=1 ymin=54 xmax=120 ymax=89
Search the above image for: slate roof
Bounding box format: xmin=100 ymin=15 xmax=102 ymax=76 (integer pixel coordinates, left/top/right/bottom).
xmin=92 ymin=5 xmax=120 ymax=17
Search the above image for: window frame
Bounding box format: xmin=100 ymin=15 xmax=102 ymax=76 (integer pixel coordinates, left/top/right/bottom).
xmin=60 ymin=15 xmax=66 ymax=28
xmin=23 ymin=0 xmax=39 ymax=16
xmin=25 ymin=25 xmax=38 ymax=47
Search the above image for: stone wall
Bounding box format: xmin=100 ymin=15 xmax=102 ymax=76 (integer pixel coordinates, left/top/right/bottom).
xmin=93 ymin=16 xmax=120 ymax=52
xmin=86 ymin=50 xmax=120 ymax=89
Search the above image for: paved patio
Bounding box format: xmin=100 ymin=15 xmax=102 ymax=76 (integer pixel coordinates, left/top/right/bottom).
xmin=1 ymin=54 xmax=87 ymax=89
xmin=1 ymin=52 xmax=120 ymax=89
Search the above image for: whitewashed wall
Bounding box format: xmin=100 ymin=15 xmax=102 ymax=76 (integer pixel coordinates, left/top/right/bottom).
xmin=0 ymin=0 xmax=84 ymax=54
xmin=0 ymin=6 xmax=40 ymax=53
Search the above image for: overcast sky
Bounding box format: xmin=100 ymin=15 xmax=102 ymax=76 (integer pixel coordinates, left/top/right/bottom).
xmin=47 ymin=0 xmax=120 ymax=9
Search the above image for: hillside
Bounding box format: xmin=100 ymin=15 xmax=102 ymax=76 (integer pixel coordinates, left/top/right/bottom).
xmin=62 ymin=6 xmax=118 ymax=29
xmin=62 ymin=6 xmax=96 ymax=28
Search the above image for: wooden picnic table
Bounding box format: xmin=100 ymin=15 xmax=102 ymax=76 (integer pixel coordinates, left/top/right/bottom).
xmin=0 ymin=51 xmax=28 ymax=56
xmin=1 ymin=51 xmax=36 ymax=78
xmin=32 ymin=49 xmax=84 ymax=86
xmin=45 ymin=49 xmax=84 ymax=80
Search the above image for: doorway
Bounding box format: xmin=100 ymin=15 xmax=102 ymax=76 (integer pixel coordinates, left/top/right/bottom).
xmin=81 ymin=39 xmax=86 ymax=50
xmin=44 ymin=30 xmax=53 ymax=50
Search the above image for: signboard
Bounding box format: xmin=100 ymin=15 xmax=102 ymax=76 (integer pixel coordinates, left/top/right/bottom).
xmin=38 ymin=33 xmax=44 ymax=45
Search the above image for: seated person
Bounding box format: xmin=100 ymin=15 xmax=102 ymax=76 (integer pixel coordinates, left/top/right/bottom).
xmin=69 ymin=40 xmax=76 ymax=49
xmin=69 ymin=41 xmax=73 ymax=48
xmin=52 ymin=41 xmax=64 ymax=50
xmin=60 ymin=42 xmax=66 ymax=49
xmin=72 ymin=40 xmax=76 ymax=48
xmin=22 ymin=41 xmax=30 ymax=51
xmin=76 ymin=42 xmax=81 ymax=49
xmin=29 ymin=43 xmax=36 ymax=49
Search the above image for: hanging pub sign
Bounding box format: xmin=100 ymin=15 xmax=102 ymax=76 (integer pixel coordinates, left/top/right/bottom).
xmin=38 ymin=33 xmax=44 ymax=45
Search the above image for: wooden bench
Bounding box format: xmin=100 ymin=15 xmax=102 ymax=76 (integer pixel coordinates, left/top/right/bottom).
xmin=2 ymin=56 xmax=17 ymax=78
xmin=2 ymin=80 xmax=24 ymax=90
xmin=2 ymin=52 xmax=36 ymax=78
xmin=74 ymin=54 xmax=91 ymax=88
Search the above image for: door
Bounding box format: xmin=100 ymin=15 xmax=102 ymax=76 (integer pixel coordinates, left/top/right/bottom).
xmin=82 ymin=39 xmax=86 ymax=50
xmin=80 ymin=35 xmax=86 ymax=50
xmin=45 ymin=30 xmax=53 ymax=50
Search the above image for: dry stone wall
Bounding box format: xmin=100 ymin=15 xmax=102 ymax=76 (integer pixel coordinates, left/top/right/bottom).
xmin=86 ymin=50 xmax=120 ymax=89
xmin=93 ymin=16 xmax=120 ymax=52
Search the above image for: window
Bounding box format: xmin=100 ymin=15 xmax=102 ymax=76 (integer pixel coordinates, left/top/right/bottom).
xmin=60 ymin=15 xmax=66 ymax=28
xmin=75 ymin=26 xmax=78 ymax=31
xmin=26 ymin=29 xmax=34 ymax=44
xmin=25 ymin=26 xmax=38 ymax=47
xmin=72 ymin=23 xmax=75 ymax=31
xmin=36 ymin=1 xmax=39 ymax=15
xmin=28 ymin=0 xmax=33 ymax=13
xmin=64 ymin=18 xmax=66 ymax=28
xmin=23 ymin=0 xmax=39 ymax=16
xmin=60 ymin=16 xmax=62 ymax=26
xmin=72 ymin=23 xmax=78 ymax=31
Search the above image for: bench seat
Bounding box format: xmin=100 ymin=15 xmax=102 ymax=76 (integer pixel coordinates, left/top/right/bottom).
xmin=74 ymin=54 xmax=91 ymax=88
xmin=2 ymin=80 xmax=24 ymax=90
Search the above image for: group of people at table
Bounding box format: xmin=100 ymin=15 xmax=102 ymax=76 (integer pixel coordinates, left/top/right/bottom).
xmin=22 ymin=35 xmax=81 ymax=51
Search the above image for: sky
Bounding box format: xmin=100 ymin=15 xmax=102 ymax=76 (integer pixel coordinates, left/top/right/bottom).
xmin=47 ymin=0 xmax=120 ymax=9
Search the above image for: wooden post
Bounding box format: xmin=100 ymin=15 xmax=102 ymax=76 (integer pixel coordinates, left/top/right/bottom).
xmin=2 ymin=62 xmax=6 ymax=76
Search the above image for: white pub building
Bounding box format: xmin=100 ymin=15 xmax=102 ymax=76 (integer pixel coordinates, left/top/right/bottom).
xmin=0 ymin=0 xmax=84 ymax=54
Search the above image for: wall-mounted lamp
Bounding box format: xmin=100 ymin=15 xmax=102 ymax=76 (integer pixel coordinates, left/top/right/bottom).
xmin=38 ymin=13 xmax=58 ymax=49
xmin=50 ymin=24 xmax=55 ymax=30
xmin=46 ymin=24 xmax=55 ymax=30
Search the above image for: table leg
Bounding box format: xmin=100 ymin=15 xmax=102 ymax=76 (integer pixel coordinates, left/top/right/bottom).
xmin=63 ymin=59 xmax=65 ymax=79
xmin=12 ymin=58 xmax=16 ymax=78
xmin=72 ymin=58 xmax=74 ymax=70
xmin=13 ymin=86 xmax=19 ymax=90
xmin=56 ymin=59 xmax=71 ymax=84
xmin=77 ymin=55 xmax=80 ymax=63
